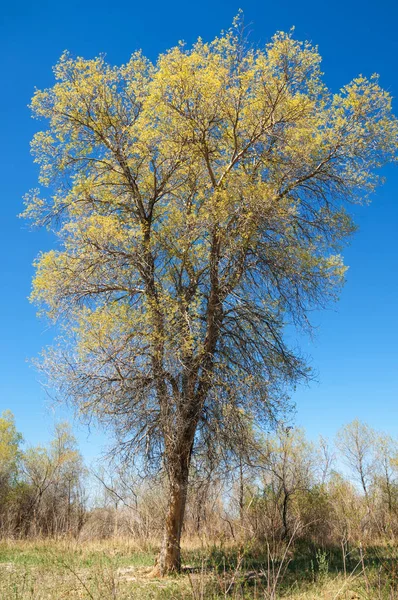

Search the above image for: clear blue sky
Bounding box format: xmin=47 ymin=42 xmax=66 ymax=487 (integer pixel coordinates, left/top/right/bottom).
xmin=1 ymin=0 xmax=397 ymax=460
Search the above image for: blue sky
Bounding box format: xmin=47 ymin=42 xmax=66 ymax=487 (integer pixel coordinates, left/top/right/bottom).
xmin=1 ymin=0 xmax=397 ymax=460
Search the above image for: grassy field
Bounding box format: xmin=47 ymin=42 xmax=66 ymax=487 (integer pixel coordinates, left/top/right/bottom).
xmin=0 ymin=538 xmax=397 ymax=599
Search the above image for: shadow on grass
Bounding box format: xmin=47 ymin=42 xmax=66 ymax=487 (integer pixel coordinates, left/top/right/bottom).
xmin=182 ymin=539 xmax=398 ymax=594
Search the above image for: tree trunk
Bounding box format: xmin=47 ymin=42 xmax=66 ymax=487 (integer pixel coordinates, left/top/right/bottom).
xmin=281 ymin=490 xmax=289 ymax=540
xmin=158 ymin=474 xmax=188 ymax=575
xmin=239 ymin=458 xmax=244 ymax=523
xmin=156 ymin=438 xmax=192 ymax=576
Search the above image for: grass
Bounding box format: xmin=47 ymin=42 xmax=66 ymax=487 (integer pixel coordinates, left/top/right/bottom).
xmin=0 ymin=538 xmax=397 ymax=599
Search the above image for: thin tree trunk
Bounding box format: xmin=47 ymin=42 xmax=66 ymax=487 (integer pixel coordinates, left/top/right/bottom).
xmin=239 ymin=458 xmax=244 ymax=524
xmin=281 ymin=491 xmax=289 ymax=540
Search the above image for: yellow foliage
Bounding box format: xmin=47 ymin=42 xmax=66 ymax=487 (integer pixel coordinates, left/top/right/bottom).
xmin=23 ymin=17 xmax=398 ymax=439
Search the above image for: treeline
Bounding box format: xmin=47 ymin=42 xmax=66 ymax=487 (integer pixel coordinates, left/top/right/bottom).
xmin=0 ymin=412 xmax=86 ymax=537
xmin=1 ymin=411 xmax=398 ymax=548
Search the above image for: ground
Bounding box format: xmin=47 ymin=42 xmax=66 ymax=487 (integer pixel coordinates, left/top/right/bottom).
xmin=0 ymin=539 xmax=397 ymax=599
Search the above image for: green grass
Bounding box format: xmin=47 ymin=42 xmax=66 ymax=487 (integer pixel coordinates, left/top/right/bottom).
xmin=0 ymin=541 xmax=154 ymax=568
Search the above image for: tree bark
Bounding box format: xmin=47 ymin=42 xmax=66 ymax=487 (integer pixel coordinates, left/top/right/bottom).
xmin=157 ymin=445 xmax=191 ymax=575
xmin=281 ymin=490 xmax=289 ymax=540
xmin=158 ymin=474 xmax=188 ymax=574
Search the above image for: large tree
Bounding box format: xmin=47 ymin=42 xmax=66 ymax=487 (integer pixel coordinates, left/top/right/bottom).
xmin=24 ymin=19 xmax=397 ymax=573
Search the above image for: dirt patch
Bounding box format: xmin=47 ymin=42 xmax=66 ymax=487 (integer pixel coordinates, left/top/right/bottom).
xmin=0 ymin=563 xmax=17 ymax=573
xmin=117 ymin=565 xmax=153 ymax=582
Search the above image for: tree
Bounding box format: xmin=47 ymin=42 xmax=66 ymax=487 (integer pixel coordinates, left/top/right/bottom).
xmin=258 ymin=427 xmax=315 ymax=540
xmin=22 ymin=422 xmax=86 ymax=536
xmin=0 ymin=411 xmax=22 ymax=486
xmin=336 ymin=420 xmax=376 ymax=501
xmin=374 ymin=433 xmax=398 ymax=523
xmin=0 ymin=411 xmax=23 ymax=533
xmin=24 ymin=18 xmax=398 ymax=573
